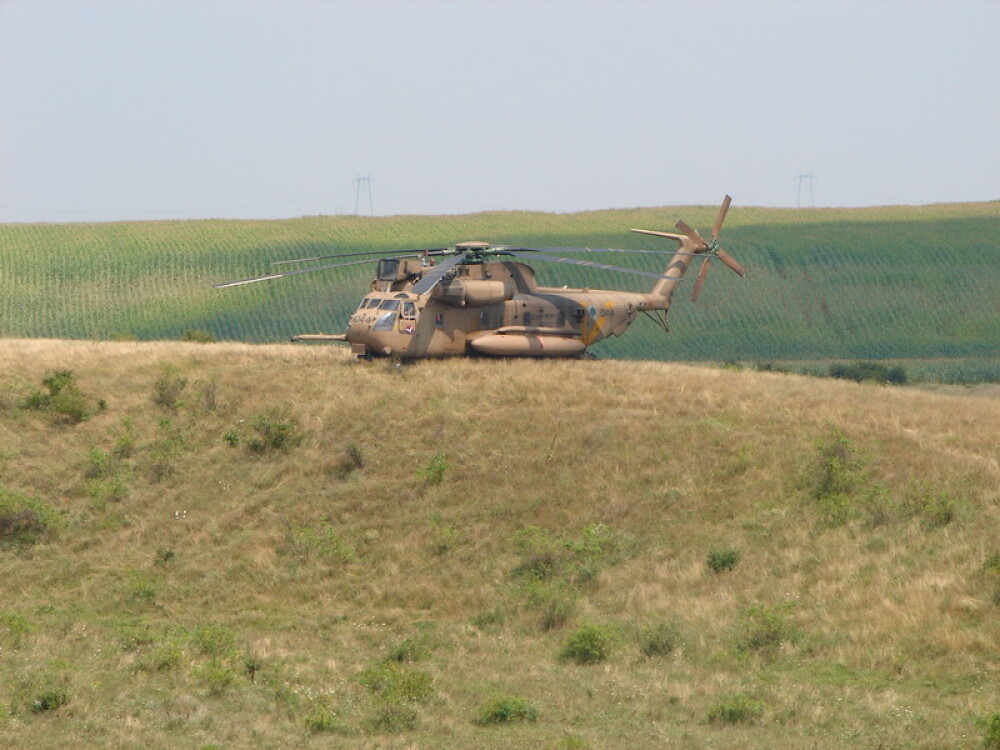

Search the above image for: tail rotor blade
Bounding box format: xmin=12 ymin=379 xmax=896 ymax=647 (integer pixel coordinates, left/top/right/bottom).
xmin=712 ymin=194 xmax=732 ymax=241
xmin=675 ymin=220 xmax=707 ymax=249
xmin=715 ymin=248 xmax=746 ymax=277
xmin=691 ymin=258 xmax=711 ymax=302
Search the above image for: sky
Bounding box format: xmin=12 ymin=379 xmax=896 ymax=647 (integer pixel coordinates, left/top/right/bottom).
xmin=0 ymin=0 xmax=997 ymax=222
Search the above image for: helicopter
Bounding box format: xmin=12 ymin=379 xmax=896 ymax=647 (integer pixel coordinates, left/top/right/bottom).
xmin=215 ymin=195 xmax=745 ymax=359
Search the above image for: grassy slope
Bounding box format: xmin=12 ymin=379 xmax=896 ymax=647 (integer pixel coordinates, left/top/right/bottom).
xmin=1 ymin=340 xmax=999 ymax=749
xmin=1 ymin=202 xmax=998 ymax=372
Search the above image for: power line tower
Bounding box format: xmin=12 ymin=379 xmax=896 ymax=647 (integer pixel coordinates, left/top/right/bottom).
xmin=796 ymin=173 xmax=816 ymax=208
xmin=354 ymin=175 xmax=374 ymax=217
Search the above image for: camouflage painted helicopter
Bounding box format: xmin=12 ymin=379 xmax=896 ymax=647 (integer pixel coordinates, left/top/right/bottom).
xmin=215 ymin=196 xmax=744 ymax=359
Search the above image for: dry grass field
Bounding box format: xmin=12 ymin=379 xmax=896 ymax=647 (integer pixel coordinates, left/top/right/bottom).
xmin=1 ymin=339 xmax=998 ymax=749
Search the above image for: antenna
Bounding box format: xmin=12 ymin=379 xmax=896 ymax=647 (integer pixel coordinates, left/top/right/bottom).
xmin=354 ymin=175 xmax=374 ymax=217
xmin=796 ymin=173 xmax=816 ymax=208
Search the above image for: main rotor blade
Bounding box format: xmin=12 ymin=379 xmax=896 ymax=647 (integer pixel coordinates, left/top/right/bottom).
xmin=690 ymin=258 xmax=711 ymax=302
xmin=715 ymin=248 xmax=746 ymax=277
xmin=411 ymin=254 xmax=463 ymax=295
xmin=513 ymin=245 xmax=684 ymax=256
xmin=510 ymin=252 xmax=681 ymax=282
xmin=675 ymin=220 xmax=707 ymax=249
xmin=214 ymin=256 xmax=381 ymax=289
xmin=712 ymin=195 xmax=732 ymax=241
xmin=628 ymin=229 xmax=687 ymax=242
xmin=271 ymin=247 xmax=447 ymax=266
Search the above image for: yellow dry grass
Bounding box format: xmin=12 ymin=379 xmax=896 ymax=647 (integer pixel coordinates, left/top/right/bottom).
xmin=0 ymin=339 xmax=998 ymax=749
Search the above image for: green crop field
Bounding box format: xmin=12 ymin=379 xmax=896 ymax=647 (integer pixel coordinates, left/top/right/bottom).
xmin=1 ymin=201 xmax=997 ymax=380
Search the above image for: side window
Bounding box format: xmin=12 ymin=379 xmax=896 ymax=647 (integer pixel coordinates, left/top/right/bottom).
xmin=401 ymin=301 xmax=417 ymax=320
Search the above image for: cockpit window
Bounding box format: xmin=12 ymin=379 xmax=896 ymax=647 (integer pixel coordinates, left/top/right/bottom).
xmin=380 ymin=299 xmax=400 ymax=311
xmin=372 ymin=311 xmax=396 ymax=331
xmin=401 ymin=301 xmax=417 ymax=319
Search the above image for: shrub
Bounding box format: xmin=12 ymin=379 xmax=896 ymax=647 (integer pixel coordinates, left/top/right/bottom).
xmin=385 ymin=636 xmax=430 ymax=664
xmin=334 ymin=442 xmax=365 ymax=478
xmin=525 ymin=580 xmax=577 ymax=631
xmin=22 ymin=370 xmax=96 ymax=424
xmin=707 ymin=694 xmax=763 ymax=725
xmin=707 ymin=548 xmax=741 ymax=573
xmin=984 ymin=713 xmax=1000 ymax=750
xmin=31 ymin=688 xmax=70 ymax=714
xmin=247 ymin=409 xmax=304 ymax=454
xmin=829 ymin=361 xmax=907 ymax=385
xmin=559 ymin=623 xmax=616 ymax=665
xmin=736 ymin=603 xmax=800 ymax=655
xmin=639 ymin=622 xmax=681 ymax=658
xmin=0 ymin=488 xmax=60 ymax=547
xmin=152 ymin=368 xmax=188 ymax=410
xmin=474 ymin=694 xmax=540 ymax=725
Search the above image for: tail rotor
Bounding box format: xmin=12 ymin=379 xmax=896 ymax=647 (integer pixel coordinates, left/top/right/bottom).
xmin=675 ymin=195 xmax=744 ymax=301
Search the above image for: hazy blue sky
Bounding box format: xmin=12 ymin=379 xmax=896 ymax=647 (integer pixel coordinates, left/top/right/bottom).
xmin=1 ymin=0 xmax=997 ymax=222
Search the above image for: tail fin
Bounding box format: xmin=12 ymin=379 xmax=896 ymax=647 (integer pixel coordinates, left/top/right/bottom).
xmin=628 ymin=229 xmax=703 ymax=308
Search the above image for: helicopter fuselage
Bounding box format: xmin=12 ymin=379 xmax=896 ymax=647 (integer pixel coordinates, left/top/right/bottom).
xmin=340 ymin=257 xmax=659 ymax=359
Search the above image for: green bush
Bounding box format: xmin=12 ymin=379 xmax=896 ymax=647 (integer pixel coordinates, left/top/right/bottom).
xmin=706 ymin=548 xmax=741 ymax=573
xmin=0 ymin=488 xmax=60 ymax=547
xmin=829 ymin=361 xmax=907 ymax=385
xmin=22 ymin=370 xmax=96 ymax=424
xmin=474 ymin=694 xmax=540 ymax=725
xmin=559 ymin=623 xmax=616 ymax=665
xmin=736 ymin=603 xmax=801 ymax=655
xmin=247 ymin=409 xmax=304 ymax=454
xmin=707 ymin=693 xmax=763 ymax=725
xmin=639 ymin=622 xmax=681 ymax=658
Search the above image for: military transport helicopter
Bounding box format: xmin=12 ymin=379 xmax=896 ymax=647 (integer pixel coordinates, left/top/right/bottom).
xmin=215 ymin=196 xmax=745 ymax=359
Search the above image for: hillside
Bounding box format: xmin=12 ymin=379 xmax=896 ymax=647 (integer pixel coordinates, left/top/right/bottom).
xmin=2 ymin=201 xmax=998 ymax=381
xmin=1 ymin=339 xmax=999 ymax=749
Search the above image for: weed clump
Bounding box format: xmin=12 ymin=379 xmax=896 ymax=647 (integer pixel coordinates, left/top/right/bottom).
xmin=706 ymin=548 xmax=741 ymax=573
xmin=417 ymin=452 xmax=447 ymax=484
xmin=707 ymin=693 xmax=763 ymax=725
xmin=473 ymin=694 xmax=540 ymax=725
xmin=639 ymin=621 xmax=681 ymax=658
xmin=559 ymin=623 xmax=616 ymax=665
